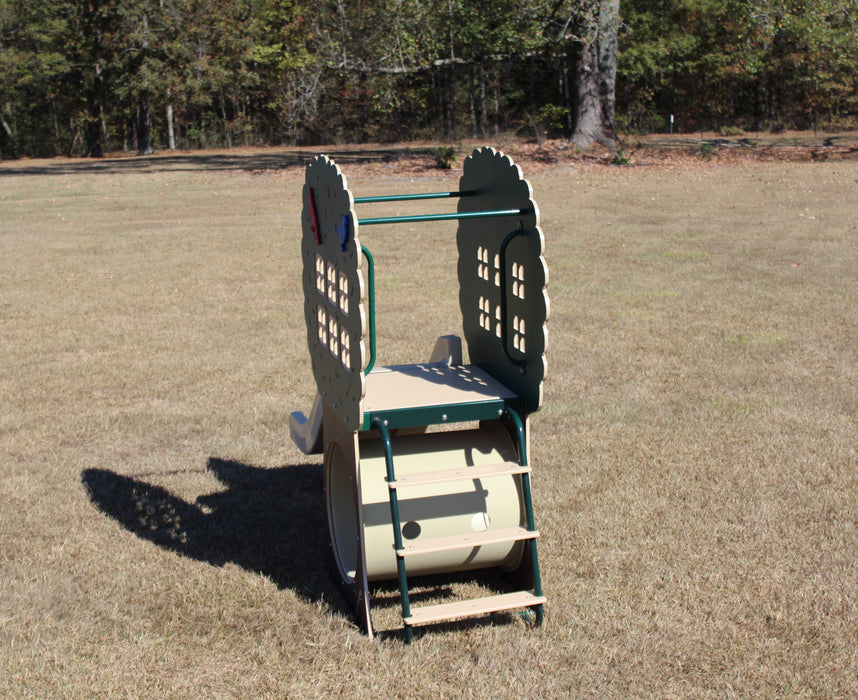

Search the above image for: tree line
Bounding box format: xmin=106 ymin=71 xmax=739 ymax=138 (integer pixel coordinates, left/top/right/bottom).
xmin=1 ymin=0 xmax=855 ymax=158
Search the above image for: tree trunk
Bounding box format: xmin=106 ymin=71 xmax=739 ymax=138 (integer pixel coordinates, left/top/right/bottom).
xmin=100 ymin=104 xmax=110 ymax=154
xmin=85 ymin=119 xmax=103 ymax=157
xmin=598 ymin=0 xmax=619 ymax=131
xmin=754 ymin=72 xmax=767 ymax=132
xmin=138 ymin=100 xmax=154 ymax=155
xmin=0 ymin=110 xmax=15 ymax=157
xmin=219 ymin=90 xmax=232 ymax=148
xmin=570 ymin=0 xmax=619 ymax=149
xmin=571 ymin=40 xmax=606 ymax=147
xmin=86 ymin=62 xmax=104 ymax=157
xmin=166 ymin=88 xmax=176 ymax=150
xmin=561 ymin=61 xmax=573 ymax=136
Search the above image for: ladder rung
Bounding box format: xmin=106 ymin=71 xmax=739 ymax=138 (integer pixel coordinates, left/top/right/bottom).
xmin=389 ymin=461 xmax=530 ymax=488
xmin=404 ymin=590 xmax=546 ymax=627
xmin=397 ymin=526 xmax=538 ymax=557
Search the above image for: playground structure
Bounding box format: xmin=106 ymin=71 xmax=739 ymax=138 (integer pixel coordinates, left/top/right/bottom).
xmin=290 ymin=147 xmax=549 ymax=640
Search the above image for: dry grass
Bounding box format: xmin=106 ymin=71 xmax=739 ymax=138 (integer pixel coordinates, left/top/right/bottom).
xmin=1 ymin=148 xmax=857 ymax=698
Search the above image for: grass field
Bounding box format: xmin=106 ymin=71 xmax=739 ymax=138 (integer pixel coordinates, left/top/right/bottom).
xmin=1 ymin=147 xmax=857 ymax=697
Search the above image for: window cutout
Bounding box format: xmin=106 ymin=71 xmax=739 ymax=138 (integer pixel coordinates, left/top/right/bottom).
xmin=315 ymin=255 xmax=326 ymax=296
xmin=512 ymin=261 xmax=526 ymax=299
xmin=326 ymin=262 xmax=337 ymax=306
xmin=477 ymin=246 xmax=489 ymax=281
xmin=478 ymin=296 xmax=491 ymax=331
xmin=340 ymin=328 xmax=351 ymax=371
xmin=328 ymin=316 xmax=339 ymax=357
xmin=513 ymin=315 xmax=526 ymax=355
xmin=317 ymin=305 xmax=327 ymax=346
xmin=338 ymin=270 xmax=349 ymax=315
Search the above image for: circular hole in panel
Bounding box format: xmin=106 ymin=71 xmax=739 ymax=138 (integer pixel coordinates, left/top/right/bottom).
xmin=401 ymin=521 xmax=422 ymax=540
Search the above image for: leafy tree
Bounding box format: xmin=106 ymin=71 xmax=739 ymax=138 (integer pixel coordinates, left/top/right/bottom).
xmin=0 ymin=0 xmax=75 ymax=155
xmin=2 ymin=0 xmax=856 ymax=157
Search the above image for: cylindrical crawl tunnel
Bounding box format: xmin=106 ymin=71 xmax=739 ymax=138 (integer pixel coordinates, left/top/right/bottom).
xmin=326 ymin=422 xmax=527 ymax=582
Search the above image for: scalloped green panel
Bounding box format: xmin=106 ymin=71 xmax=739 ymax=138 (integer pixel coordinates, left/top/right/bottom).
xmin=301 ymin=155 xmax=367 ymax=429
xmin=456 ymin=148 xmax=549 ymax=412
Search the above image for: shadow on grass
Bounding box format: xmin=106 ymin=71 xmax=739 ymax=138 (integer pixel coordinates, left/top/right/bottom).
xmin=82 ymin=458 xmax=537 ymax=639
xmin=81 ymin=458 xmax=348 ymax=614
xmin=1 ymin=146 xmax=438 ymax=177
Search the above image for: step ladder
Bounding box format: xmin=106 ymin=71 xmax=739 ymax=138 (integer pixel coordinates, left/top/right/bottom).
xmin=373 ymin=407 xmax=545 ymax=642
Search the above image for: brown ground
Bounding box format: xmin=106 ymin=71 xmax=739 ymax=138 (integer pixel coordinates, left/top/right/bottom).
xmin=1 ymin=137 xmax=857 ymax=697
xmin=3 ymin=129 xmax=857 ymax=180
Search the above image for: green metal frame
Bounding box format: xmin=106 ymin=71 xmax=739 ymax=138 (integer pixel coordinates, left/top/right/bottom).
xmin=358 ymin=208 xmax=529 ymax=227
xmin=374 ymin=402 xmax=542 ymax=641
xmin=361 ymin=397 xmax=506 ymax=433
xmin=361 ymin=244 xmax=377 ymax=374
xmin=374 ymin=417 xmax=414 ymax=643
xmin=352 ymin=178 xmax=543 ymax=639
xmin=354 ymin=190 xmax=475 ymax=204
xmin=503 ymin=406 xmax=544 ymax=624
xmin=499 ymin=224 xmax=527 ymax=372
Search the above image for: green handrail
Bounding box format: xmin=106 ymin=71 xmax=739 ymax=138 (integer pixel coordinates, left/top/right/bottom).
xmin=358 ymin=208 xmax=528 ymax=226
xmin=499 ymin=224 xmax=527 ymax=373
xmin=361 ymin=244 xmax=377 ymax=374
xmin=354 ymin=190 xmax=476 ymax=204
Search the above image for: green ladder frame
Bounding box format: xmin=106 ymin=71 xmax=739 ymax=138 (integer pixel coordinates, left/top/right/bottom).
xmin=373 ymin=406 xmax=544 ymax=642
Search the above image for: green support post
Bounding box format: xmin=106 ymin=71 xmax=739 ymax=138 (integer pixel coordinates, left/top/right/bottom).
xmin=503 ymin=406 xmax=544 ymax=625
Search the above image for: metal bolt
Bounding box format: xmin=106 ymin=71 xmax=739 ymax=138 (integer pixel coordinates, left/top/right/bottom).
xmin=441 ymin=414 xmax=448 ymax=421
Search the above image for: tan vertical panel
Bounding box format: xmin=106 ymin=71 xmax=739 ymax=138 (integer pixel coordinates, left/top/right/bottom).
xmin=456 ymin=148 xmax=549 ymax=413
xmin=301 ymin=155 xmax=367 ymax=429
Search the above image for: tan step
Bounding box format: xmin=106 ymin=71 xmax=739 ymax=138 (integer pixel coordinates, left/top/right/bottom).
xmin=388 ymin=461 xmax=529 ymax=489
xmin=397 ymin=526 xmax=538 ymax=557
xmin=404 ymin=590 xmax=546 ymax=627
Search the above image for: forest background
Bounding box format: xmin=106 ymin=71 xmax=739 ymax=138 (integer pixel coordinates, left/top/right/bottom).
xmin=1 ymin=0 xmax=857 ymax=159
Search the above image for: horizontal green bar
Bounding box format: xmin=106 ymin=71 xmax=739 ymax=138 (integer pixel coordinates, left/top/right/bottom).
xmin=361 ymin=399 xmax=506 ymax=431
xmin=354 ymin=190 xmax=476 ymax=204
xmin=358 ymin=208 xmax=528 ymax=226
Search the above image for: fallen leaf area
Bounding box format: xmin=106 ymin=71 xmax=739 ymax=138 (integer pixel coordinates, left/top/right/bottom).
xmin=2 ymin=130 xmax=857 ymax=181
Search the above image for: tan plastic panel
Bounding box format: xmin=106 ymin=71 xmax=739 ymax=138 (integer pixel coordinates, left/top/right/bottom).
xmin=326 ymin=422 xmax=526 ymax=581
xmin=363 ymin=362 xmax=515 ymax=414
xmin=456 ymin=147 xmax=549 ymax=412
xmin=289 ymin=393 xmax=324 ymax=455
xmin=301 ymin=155 xmax=367 ymax=429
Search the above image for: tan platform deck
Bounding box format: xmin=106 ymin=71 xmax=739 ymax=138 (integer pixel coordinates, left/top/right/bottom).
xmin=364 ymin=363 xmax=516 ymax=413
